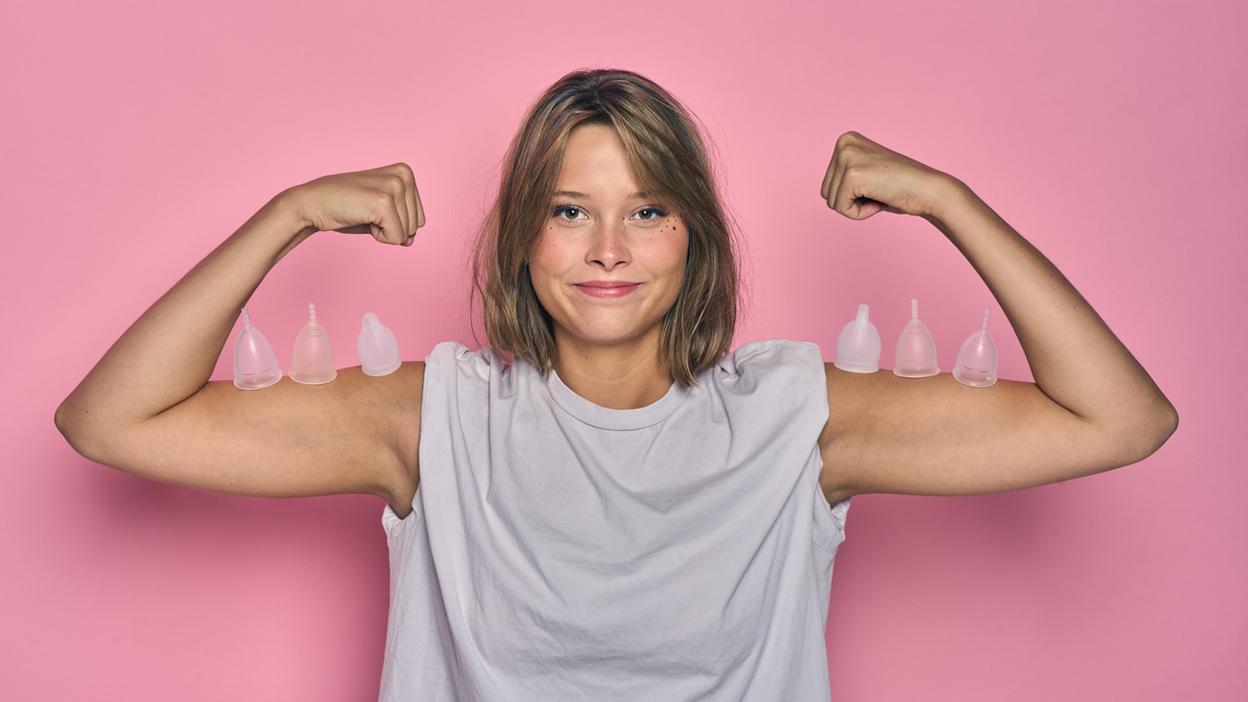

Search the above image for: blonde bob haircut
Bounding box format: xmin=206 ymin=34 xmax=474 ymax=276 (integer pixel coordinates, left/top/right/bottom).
xmin=473 ymin=68 xmax=739 ymax=386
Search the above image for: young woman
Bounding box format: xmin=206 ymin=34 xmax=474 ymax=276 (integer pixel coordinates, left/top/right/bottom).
xmin=56 ymin=69 xmax=1176 ymax=700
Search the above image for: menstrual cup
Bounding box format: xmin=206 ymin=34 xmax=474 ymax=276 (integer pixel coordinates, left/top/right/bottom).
xmin=834 ymin=303 xmax=881 ymax=373
xmin=291 ymin=303 xmax=337 ymax=385
xmin=233 ymin=308 xmax=282 ymax=390
xmin=894 ymin=298 xmax=939 ymax=378
xmin=953 ymin=307 xmax=998 ymax=388
xmin=358 ymin=312 xmax=401 ymax=377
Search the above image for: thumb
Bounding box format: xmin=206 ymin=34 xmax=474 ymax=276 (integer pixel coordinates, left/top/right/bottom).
xmin=847 ymin=196 xmax=889 ymax=220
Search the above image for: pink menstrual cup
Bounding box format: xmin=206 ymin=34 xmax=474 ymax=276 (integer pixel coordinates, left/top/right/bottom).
xmin=894 ymin=298 xmax=939 ymax=378
xmin=834 ymin=303 xmax=881 ymax=373
xmin=953 ymin=307 xmax=998 ymax=388
xmin=358 ymin=312 xmax=401 ymax=377
xmin=291 ymin=303 xmax=337 ymax=385
xmin=233 ymin=308 xmax=282 ymax=390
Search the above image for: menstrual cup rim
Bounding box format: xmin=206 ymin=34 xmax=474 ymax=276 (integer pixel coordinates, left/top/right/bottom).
xmin=893 ymin=365 xmax=939 ymax=379
xmin=952 ymin=367 xmax=997 ymax=388
xmin=290 ymin=369 xmax=339 ymax=385
xmin=833 ymin=359 xmax=879 ymax=374
xmin=233 ymin=372 xmax=282 ymax=391
xmin=361 ymin=358 xmax=402 ymax=377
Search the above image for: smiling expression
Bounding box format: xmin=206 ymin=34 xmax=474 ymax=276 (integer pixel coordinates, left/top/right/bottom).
xmin=528 ymin=123 xmax=689 ymax=355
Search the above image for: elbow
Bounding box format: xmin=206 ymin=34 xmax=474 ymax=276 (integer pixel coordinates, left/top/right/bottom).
xmin=1113 ymin=396 xmax=1179 ymax=467
xmin=1151 ymin=398 xmax=1180 ymax=454
xmin=55 ymin=395 xmax=106 ymax=464
xmin=54 ymin=397 xmax=78 ymax=447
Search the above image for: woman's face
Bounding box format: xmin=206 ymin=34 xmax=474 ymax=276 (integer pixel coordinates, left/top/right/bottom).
xmin=529 ymin=123 xmax=689 ymax=356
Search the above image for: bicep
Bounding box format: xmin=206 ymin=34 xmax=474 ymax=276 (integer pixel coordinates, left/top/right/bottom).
xmin=86 ymin=363 xmax=423 ymax=512
xmin=818 ymin=364 xmax=1133 ymax=502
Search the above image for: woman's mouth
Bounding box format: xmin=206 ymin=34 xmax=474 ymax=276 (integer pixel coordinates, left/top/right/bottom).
xmin=573 ymin=281 xmax=642 ymax=298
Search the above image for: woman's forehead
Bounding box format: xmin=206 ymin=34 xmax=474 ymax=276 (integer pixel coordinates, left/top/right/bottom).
xmin=556 ymin=124 xmax=643 ymax=197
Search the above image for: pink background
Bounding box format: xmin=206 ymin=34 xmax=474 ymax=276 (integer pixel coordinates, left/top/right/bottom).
xmin=3 ymin=0 xmax=1245 ymax=699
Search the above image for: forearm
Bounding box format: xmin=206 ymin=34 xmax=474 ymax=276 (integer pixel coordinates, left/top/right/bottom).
xmin=56 ymin=191 xmax=313 ymax=451
xmin=928 ymin=178 xmax=1177 ymax=453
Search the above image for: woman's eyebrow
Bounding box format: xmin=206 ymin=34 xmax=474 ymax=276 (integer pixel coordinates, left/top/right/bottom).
xmin=550 ymin=190 xmax=651 ymax=200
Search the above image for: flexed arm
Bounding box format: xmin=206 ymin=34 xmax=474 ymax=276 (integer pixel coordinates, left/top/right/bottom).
xmin=817 ymin=132 xmax=1177 ymax=504
xmin=56 ymin=165 xmax=427 ymax=516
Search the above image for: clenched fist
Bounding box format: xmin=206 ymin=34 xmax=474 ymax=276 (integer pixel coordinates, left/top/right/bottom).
xmin=282 ymin=163 xmax=425 ymax=247
xmin=821 ymin=132 xmax=957 ymax=221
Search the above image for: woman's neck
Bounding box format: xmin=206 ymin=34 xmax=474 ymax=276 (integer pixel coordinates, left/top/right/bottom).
xmin=551 ymin=330 xmax=673 ymax=410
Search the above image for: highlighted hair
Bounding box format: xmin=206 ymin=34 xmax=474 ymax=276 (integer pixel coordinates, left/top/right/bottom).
xmin=472 ymin=69 xmax=739 ymax=385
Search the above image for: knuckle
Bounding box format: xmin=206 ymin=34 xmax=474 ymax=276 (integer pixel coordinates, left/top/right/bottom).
xmin=370 ymin=189 xmax=394 ymax=210
xmin=382 ymin=173 xmax=405 ymax=193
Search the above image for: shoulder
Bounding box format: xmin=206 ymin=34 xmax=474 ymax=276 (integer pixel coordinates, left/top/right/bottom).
xmin=426 ymin=341 xmax=494 ymax=371
xmin=422 ymin=341 xmax=543 ymax=406
xmin=424 ymin=342 xmax=513 ymax=383
xmin=711 ymin=339 xmax=826 ymax=389
xmin=701 ymin=340 xmax=828 ymax=425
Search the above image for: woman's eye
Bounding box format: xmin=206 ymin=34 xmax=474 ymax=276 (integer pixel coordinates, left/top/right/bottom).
xmin=634 ymin=207 xmax=669 ymax=221
xmin=553 ymin=205 xmax=584 ymax=220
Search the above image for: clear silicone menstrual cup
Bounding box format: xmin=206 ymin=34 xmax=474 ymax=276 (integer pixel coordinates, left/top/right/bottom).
xmin=358 ymin=312 xmax=401 ymax=377
xmin=834 ymin=303 xmax=881 ymax=373
xmin=233 ymin=308 xmax=282 ymax=390
xmin=290 ymin=303 xmax=337 ymax=385
xmin=894 ymin=298 xmax=939 ymax=378
xmin=953 ymin=307 xmax=998 ymax=388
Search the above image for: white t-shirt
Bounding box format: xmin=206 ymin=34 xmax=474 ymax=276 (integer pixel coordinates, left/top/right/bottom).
xmin=379 ymin=340 xmax=851 ymax=701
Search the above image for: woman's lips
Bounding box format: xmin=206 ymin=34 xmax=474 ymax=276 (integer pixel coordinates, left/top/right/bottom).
xmin=573 ymin=281 xmax=642 ymax=298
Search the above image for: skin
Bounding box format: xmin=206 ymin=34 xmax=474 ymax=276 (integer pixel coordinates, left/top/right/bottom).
xmin=816 ymin=132 xmax=1176 ymax=503
xmin=56 ymin=166 xmax=427 ymax=518
xmin=529 ymin=124 xmax=688 ymax=410
xmin=55 ymin=126 xmax=1177 ymax=525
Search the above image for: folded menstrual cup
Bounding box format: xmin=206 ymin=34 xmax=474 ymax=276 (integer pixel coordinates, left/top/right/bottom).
xmin=358 ymin=312 xmax=401 ymax=377
xmin=233 ymin=308 xmax=282 ymax=390
xmin=834 ymin=303 xmax=881 ymax=373
xmin=290 ymin=303 xmax=337 ymax=385
xmin=894 ymin=298 xmax=939 ymax=378
xmin=953 ymin=307 xmax=998 ymax=388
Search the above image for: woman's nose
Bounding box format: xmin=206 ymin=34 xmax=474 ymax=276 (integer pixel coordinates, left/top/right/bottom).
xmin=586 ymin=219 xmax=630 ymax=269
